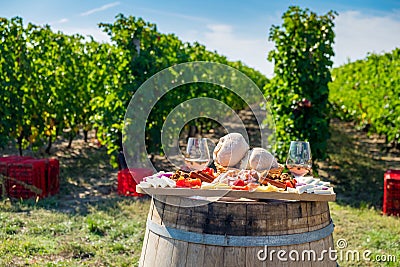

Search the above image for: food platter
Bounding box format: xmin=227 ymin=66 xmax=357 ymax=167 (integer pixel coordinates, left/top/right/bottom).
xmin=136 ymin=186 xmax=336 ymax=202
xmin=136 ymin=134 xmax=337 ymax=203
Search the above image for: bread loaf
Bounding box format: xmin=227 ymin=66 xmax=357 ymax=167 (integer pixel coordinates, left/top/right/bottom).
xmin=248 ymin=147 xmax=278 ymax=171
xmin=213 ymin=133 xmax=249 ymax=167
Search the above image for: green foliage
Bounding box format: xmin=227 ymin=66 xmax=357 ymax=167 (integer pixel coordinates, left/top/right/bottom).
xmin=265 ymin=6 xmax=336 ymax=162
xmin=0 ymin=17 xmax=112 ymax=154
xmin=0 ymin=17 xmax=29 ymax=152
xmin=0 ymin=15 xmax=268 ymax=166
xmin=96 ymin=14 xmax=268 ymax=159
xmin=329 ymin=49 xmax=400 ymax=147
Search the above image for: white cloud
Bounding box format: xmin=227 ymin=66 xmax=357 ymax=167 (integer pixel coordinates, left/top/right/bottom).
xmin=80 ymin=2 xmax=120 ymax=16
xmin=206 ymin=24 xmax=232 ymax=34
xmin=334 ymin=10 xmax=400 ymax=66
xmin=201 ymin=24 xmax=275 ymax=77
xmin=58 ymin=18 xmax=69 ymax=24
xmin=50 ymin=18 xmax=69 ymax=25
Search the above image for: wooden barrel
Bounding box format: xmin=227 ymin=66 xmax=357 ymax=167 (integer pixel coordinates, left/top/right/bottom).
xmin=139 ymin=196 xmax=336 ymax=267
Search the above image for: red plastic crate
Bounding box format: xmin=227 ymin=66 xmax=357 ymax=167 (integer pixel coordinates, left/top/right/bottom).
xmin=7 ymin=159 xmax=47 ymax=199
xmin=0 ymin=156 xmax=33 ymax=175
xmin=383 ymin=169 xmax=400 ymax=216
xmin=46 ymin=158 xmax=60 ymax=196
xmin=0 ymin=157 xmax=18 ymax=180
xmin=0 ymin=156 xmax=33 ymax=195
xmin=117 ymin=168 xmax=153 ymax=197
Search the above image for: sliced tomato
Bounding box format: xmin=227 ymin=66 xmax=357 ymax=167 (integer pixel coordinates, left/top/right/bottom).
xmin=177 ymin=178 xmax=202 ymax=188
xmin=233 ymin=179 xmax=245 ymax=186
xmin=188 ymin=178 xmax=202 ymax=187
xmin=231 ymin=185 xmax=249 ymax=191
xmin=176 ymin=177 xmax=186 ymax=188
xmin=184 ymin=179 xmax=192 ymax=187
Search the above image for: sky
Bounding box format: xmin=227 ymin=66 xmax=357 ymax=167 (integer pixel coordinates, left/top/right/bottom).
xmin=1 ymin=0 xmax=400 ymax=77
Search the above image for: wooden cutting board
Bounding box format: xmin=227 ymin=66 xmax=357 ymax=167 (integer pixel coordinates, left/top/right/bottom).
xmin=136 ymin=186 xmax=336 ymax=202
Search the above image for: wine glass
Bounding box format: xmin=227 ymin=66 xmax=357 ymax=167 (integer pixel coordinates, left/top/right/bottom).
xmin=184 ymin=138 xmax=211 ymax=171
xmin=286 ymin=141 xmax=312 ymax=178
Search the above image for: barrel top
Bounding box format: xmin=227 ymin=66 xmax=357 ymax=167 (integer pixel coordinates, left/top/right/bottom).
xmin=137 ymin=186 xmax=336 ymax=202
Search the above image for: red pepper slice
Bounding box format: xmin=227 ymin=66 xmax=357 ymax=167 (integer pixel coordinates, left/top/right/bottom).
xmin=203 ymin=167 xmax=215 ymax=177
xmin=177 ymin=177 xmax=202 ymax=188
xmin=188 ymin=178 xmax=202 ymax=187
xmin=285 ymin=180 xmax=294 ymax=188
xmin=233 ymin=179 xmax=245 ymax=186
xmin=176 ymin=177 xmax=186 ymax=188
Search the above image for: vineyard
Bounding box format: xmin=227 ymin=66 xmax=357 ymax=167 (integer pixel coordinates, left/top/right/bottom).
xmin=329 ymin=48 xmax=400 ymax=149
xmin=1 ymin=10 xmax=399 ymax=164
xmin=1 ymin=6 xmax=400 ymax=266
xmin=1 ymin=7 xmax=339 ymax=166
xmin=0 ymin=15 xmax=268 ymax=165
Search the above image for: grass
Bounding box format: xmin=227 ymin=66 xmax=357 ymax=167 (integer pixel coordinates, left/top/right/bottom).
xmin=331 ymin=202 xmax=400 ymax=266
xmin=0 ymin=197 xmax=150 ymax=266
xmin=0 ymin=120 xmax=400 ymax=266
xmin=0 ymin=137 xmax=151 ymax=266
